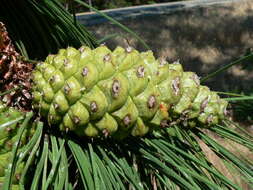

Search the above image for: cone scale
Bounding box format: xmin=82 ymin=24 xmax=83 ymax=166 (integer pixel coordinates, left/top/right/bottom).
xmin=32 ymin=45 xmax=228 ymax=139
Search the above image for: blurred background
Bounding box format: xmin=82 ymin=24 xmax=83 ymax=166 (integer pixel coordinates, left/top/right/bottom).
xmin=62 ymin=0 xmax=185 ymax=11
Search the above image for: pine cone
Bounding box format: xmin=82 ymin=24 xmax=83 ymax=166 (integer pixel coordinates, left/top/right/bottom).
xmin=0 ymin=22 xmax=33 ymax=111
xmin=32 ymin=45 xmax=228 ymax=139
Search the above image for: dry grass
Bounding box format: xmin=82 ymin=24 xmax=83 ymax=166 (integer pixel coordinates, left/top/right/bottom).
xmin=197 ymin=128 xmax=253 ymax=190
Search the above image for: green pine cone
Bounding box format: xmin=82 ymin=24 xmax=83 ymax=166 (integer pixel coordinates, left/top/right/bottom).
xmin=0 ymin=102 xmax=34 ymax=186
xmin=0 ymin=152 xmax=24 ymax=184
xmin=0 ymin=105 xmax=22 ymax=141
xmin=32 ymin=45 xmax=228 ymax=139
xmin=0 ymin=102 xmax=31 ymax=153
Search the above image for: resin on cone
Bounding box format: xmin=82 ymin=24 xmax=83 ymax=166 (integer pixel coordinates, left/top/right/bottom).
xmin=32 ymin=45 xmax=228 ymax=139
